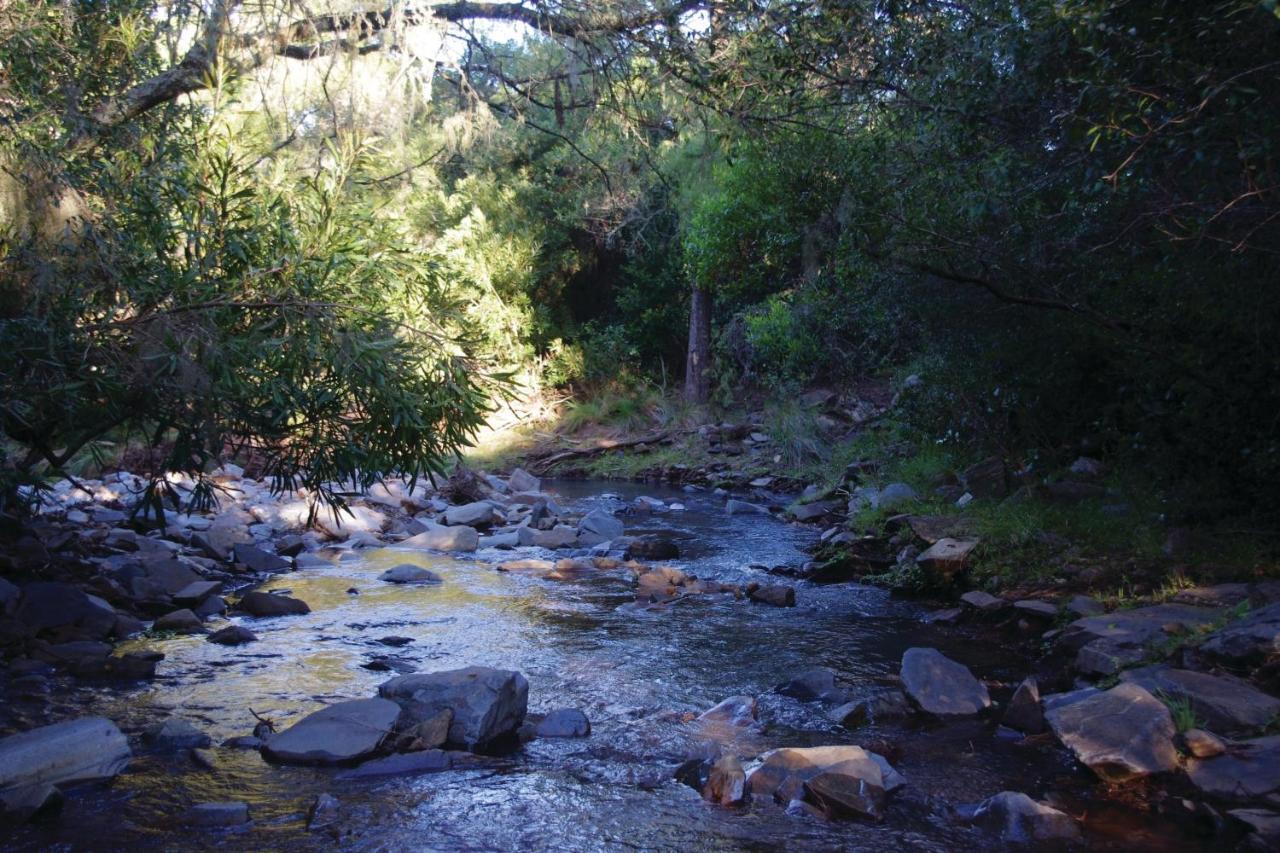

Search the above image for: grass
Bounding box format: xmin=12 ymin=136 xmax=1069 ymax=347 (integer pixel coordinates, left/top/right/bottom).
xmin=1159 ymin=692 xmax=1203 ymax=733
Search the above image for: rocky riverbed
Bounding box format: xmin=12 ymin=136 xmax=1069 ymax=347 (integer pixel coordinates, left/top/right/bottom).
xmin=0 ymin=468 xmax=1277 ymax=849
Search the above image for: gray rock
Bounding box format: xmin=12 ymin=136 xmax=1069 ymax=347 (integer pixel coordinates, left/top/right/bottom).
xmin=1002 ymin=678 xmax=1045 ymax=734
xmin=623 ymin=536 xmax=680 ymax=561
xmin=1013 ymin=599 xmax=1058 ymax=619
xmin=0 ymin=576 xmax=19 ymax=610
xmin=1187 ymin=735 xmax=1280 ymax=801
xmin=307 ymin=793 xmax=341 ymax=830
xmin=577 ymin=509 xmax=624 ymax=540
xmin=875 ymin=482 xmax=919 ymax=511
xmin=335 ymin=749 xmax=452 ymax=779
xmin=400 ymin=523 xmax=480 ymax=553
xmin=725 ymin=499 xmax=770 ymax=516
xmin=145 ymin=718 xmax=212 ymax=750
xmin=508 ymin=468 xmax=540 ymax=493
xmin=1183 ymin=729 xmax=1227 ymax=759
xmin=0 ymin=717 xmax=131 ymax=798
xmin=1066 ymin=594 xmax=1104 ymax=617
xmin=13 ymin=582 xmax=111 ymax=637
xmin=1229 ymin=808 xmax=1280 ymax=851
xmin=1200 ymin=602 xmax=1280 ymax=668
xmin=534 ymin=708 xmax=591 ymax=738
xmin=789 ymin=500 xmax=840 ymax=522
xmin=379 ymin=666 xmax=529 ymax=753
xmin=262 ymin=698 xmax=402 ymax=765
xmin=171 ymin=578 xmax=221 ymax=604
xmin=1074 ymin=640 xmax=1147 ymax=676
xmin=0 ymin=782 xmax=63 ymax=823
xmin=153 ymin=608 xmax=206 ymax=634
xmin=185 ymin=801 xmax=250 ymax=827
xmin=698 ymin=696 xmax=757 ymax=728
xmin=900 ymin=648 xmax=991 ymax=716
xmin=443 ymin=501 xmax=499 ymax=528
xmin=529 ymin=527 xmax=578 ymax=549
xmin=238 ymin=591 xmax=310 ymax=617
xmin=207 ymin=625 xmax=258 ymax=645
xmin=748 ymin=745 xmax=905 ymax=820
xmin=1119 ymin=665 xmax=1280 ymax=735
xmin=830 ymin=689 xmax=912 ymax=729
xmin=1044 ymin=682 xmax=1178 ymax=782
xmin=960 ymin=590 xmax=1006 ymax=613
xmin=915 ymin=538 xmax=978 ymax=581
xmin=233 ymin=544 xmax=290 ymax=573
xmin=1058 ymin=602 xmax=1219 ymax=652
xmin=776 ymin=668 xmax=840 ymax=702
xmin=966 ymin=791 xmax=1081 ymax=843
xmin=749 ymin=585 xmax=795 ymax=607
xmin=378 ymin=564 xmax=443 ymax=585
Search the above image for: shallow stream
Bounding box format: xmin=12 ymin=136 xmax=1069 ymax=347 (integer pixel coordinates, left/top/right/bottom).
xmin=7 ymin=481 xmax=1201 ymax=851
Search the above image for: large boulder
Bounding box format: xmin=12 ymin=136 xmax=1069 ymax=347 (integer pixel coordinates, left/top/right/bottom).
xmin=1044 ymin=683 xmax=1178 ymax=782
xmin=964 ymin=791 xmax=1082 ymax=843
xmin=1119 ymin=665 xmax=1280 ymax=735
xmin=13 ymin=582 xmax=112 ymax=638
xmin=378 ymin=666 xmax=529 ymax=753
xmin=577 ymin=509 xmax=624 ymax=540
xmin=261 ymin=698 xmax=402 ymax=765
xmin=400 ymin=523 xmax=479 ymax=553
xmin=900 ymin=648 xmax=991 ymax=716
xmin=443 ymin=501 xmax=500 ymax=529
xmin=747 ymin=745 xmax=905 ymax=822
xmin=238 ymin=591 xmax=310 ymax=617
xmin=0 ymin=717 xmax=131 ymax=800
xmin=507 ymin=468 xmax=541 ymax=493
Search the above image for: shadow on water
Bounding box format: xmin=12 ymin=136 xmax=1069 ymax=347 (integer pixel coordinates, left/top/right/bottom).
xmin=8 ymin=480 xmax=1207 ymax=851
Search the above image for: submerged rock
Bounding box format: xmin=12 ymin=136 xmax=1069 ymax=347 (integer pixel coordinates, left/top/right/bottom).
xmin=378 ymin=564 xmax=444 ymax=585
xmin=307 ymin=794 xmax=341 ymax=830
xmin=775 ymin=668 xmax=840 ymax=702
xmin=725 ymin=499 xmax=770 ymax=516
xmin=335 ymin=749 xmax=452 ymax=779
xmin=185 ymin=801 xmax=250 ymax=827
xmin=698 ymin=696 xmax=758 ymax=728
xmin=1043 ymin=683 xmax=1178 ymax=782
xmin=0 ymin=717 xmax=131 ymax=800
xmin=145 ymin=718 xmax=212 ymax=750
xmin=964 ymin=791 xmax=1081 ymax=843
xmin=262 ymin=698 xmax=402 ymax=765
xmin=207 ymin=625 xmax=258 ymax=646
xmin=900 ymin=648 xmax=991 ymax=716
xmin=378 ymin=666 xmax=529 ymax=753
xmin=534 ymin=708 xmax=591 ymax=738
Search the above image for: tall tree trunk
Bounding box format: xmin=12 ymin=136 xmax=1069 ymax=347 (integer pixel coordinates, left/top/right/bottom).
xmin=684 ymin=285 xmax=712 ymax=404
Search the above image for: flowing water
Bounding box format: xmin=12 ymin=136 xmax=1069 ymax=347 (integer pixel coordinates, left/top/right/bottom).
xmin=6 ymin=481 xmax=1201 ymax=851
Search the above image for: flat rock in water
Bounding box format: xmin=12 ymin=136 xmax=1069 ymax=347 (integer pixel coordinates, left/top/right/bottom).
xmin=400 ymin=523 xmax=479 ymax=553
xmin=1043 ymin=682 xmax=1177 ymax=782
xmin=624 ymin=536 xmax=680 ymax=561
xmin=145 ymin=718 xmax=212 ymax=750
xmin=965 ymin=791 xmax=1081 ymax=843
xmin=829 ymin=689 xmax=912 ymax=729
xmin=378 ymin=564 xmax=443 ymax=585
xmin=725 ymin=499 xmax=770 ymax=516
xmin=534 ymin=708 xmax=591 ymax=738
xmin=1187 ymin=735 xmax=1280 ymax=801
xmin=207 ymin=625 xmax=258 ymax=645
xmin=335 ymin=749 xmax=452 ymax=779
xmin=1119 ymin=665 xmax=1280 ymax=735
xmin=262 ymin=698 xmax=402 ymax=765
xmin=238 ymin=591 xmax=310 ymax=617
xmin=378 ymin=666 xmax=528 ymax=753
xmin=960 ymin=590 xmax=1006 ymax=613
xmin=185 ymin=801 xmax=250 ymax=827
xmin=749 ymin=585 xmax=796 ymax=607
xmin=900 ymin=648 xmax=991 ymax=716
xmin=0 ymin=717 xmax=131 ymax=797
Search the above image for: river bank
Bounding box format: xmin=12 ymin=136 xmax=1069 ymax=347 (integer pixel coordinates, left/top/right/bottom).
xmin=0 ymin=444 xmax=1277 ymax=849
